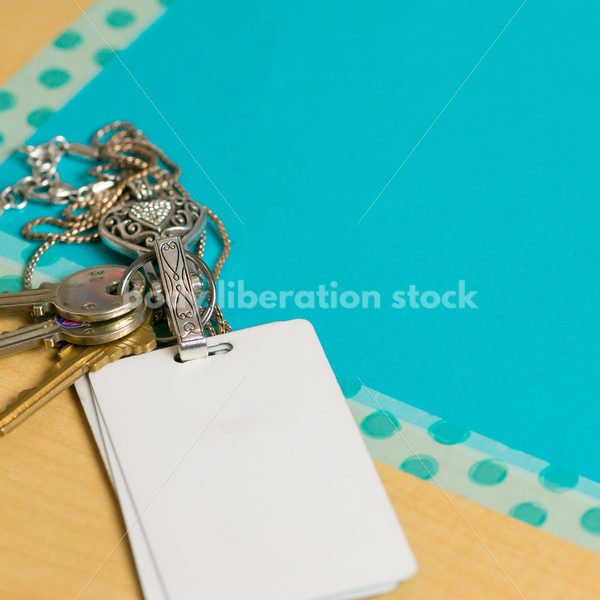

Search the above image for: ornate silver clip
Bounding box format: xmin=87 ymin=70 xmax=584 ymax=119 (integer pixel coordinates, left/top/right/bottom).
xmin=118 ymin=238 xmax=216 ymax=361
xmin=154 ymin=237 xmax=209 ymax=360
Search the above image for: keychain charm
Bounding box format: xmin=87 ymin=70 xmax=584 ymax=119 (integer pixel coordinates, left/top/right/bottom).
xmin=154 ymin=236 xmax=210 ymax=360
xmin=1 ymin=121 xmax=232 ymax=336
xmin=118 ymin=237 xmax=216 ymax=361
xmin=0 ymin=116 xmax=418 ymax=600
xmin=99 ymin=195 xmax=206 ymax=257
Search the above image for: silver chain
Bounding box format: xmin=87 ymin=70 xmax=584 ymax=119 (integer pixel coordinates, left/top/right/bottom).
xmin=1 ymin=122 xmax=231 ymax=334
xmin=0 ymin=136 xmax=117 ymax=217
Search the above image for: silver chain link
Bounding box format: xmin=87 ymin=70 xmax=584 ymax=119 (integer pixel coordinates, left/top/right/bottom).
xmin=1 ymin=122 xmax=231 ymax=334
xmin=0 ymin=135 xmax=117 ymax=217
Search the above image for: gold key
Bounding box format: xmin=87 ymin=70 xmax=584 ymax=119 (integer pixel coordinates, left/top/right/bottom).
xmin=0 ymin=312 xmax=156 ymax=434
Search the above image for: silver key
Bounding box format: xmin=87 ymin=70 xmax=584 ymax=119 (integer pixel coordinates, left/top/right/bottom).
xmin=0 ymin=302 xmax=149 ymax=358
xmin=0 ymin=265 xmax=145 ymax=322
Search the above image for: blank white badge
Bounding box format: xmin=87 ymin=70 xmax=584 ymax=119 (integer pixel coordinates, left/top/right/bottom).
xmin=86 ymin=319 xmax=417 ymax=600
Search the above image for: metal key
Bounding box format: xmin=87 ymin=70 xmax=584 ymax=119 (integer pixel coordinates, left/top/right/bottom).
xmin=0 ymin=310 xmax=156 ymax=433
xmin=0 ymin=302 xmax=148 ymax=358
xmin=0 ymin=265 xmax=145 ymax=322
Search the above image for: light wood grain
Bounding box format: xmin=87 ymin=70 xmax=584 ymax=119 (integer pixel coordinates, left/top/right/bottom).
xmin=0 ymin=315 xmax=144 ymax=600
xmin=376 ymin=461 xmax=600 ymax=600
xmin=0 ymin=312 xmax=598 ymax=599
xmin=0 ymin=3 xmax=598 ymax=599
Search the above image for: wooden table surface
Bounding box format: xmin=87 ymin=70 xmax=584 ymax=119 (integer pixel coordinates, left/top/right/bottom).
xmin=1 ymin=2 xmax=599 ymax=599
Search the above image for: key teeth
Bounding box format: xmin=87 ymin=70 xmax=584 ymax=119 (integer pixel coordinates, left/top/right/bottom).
xmin=134 ymin=339 xmax=157 ymax=355
xmin=43 ymin=337 xmax=57 ymax=349
xmin=88 ymin=357 xmax=111 ymax=372
xmin=57 ymin=345 xmax=74 ymax=359
xmin=86 ymin=327 xmax=157 ymax=372
xmin=32 ymin=305 xmax=46 ymax=318
xmin=17 ymin=388 xmax=35 ymax=402
xmin=0 ymin=312 xmax=157 ymax=432
xmin=0 ymin=388 xmax=36 ymax=418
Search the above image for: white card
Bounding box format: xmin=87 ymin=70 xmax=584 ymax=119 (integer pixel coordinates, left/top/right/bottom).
xmin=77 ymin=376 xmax=168 ymax=600
xmin=83 ymin=320 xmax=416 ymax=600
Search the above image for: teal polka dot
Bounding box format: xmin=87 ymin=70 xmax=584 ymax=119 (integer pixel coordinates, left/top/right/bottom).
xmin=159 ymin=0 xmax=177 ymax=5
xmin=336 ymin=376 xmax=361 ymax=398
xmin=428 ymin=420 xmax=470 ymax=445
xmin=94 ymin=48 xmax=117 ymax=67
xmin=360 ymin=410 xmax=399 ymax=439
xmin=468 ymin=459 xmax=508 ymax=486
xmin=580 ymin=508 xmax=600 ymax=535
xmin=54 ymin=30 xmax=82 ymax=49
xmin=0 ymin=276 xmax=23 ymax=293
xmin=106 ymin=9 xmax=136 ymax=28
xmin=27 ymin=108 xmax=53 ymax=128
xmin=401 ymin=455 xmax=439 ymax=480
xmin=509 ymin=502 xmax=547 ymax=527
xmin=0 ymin=132 xmax=4 ymax=146
xmin=538 ymin=465 xmax=578 ymax=493
xmin=39 ymin=68 xmax=71 ymax=89
xmin=0 ymin=91 xmax=16 ymax=111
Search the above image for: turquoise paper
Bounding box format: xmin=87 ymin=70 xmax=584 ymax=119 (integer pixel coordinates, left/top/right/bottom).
xmin=0 ymin=0 xmax=599 ymax=487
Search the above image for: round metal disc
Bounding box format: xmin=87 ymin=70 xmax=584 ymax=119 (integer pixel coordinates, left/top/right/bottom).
xmin=54 ymin=265 xmax=145 ymax=322
xmin=60 ymin=303 xmax=149 ymax=345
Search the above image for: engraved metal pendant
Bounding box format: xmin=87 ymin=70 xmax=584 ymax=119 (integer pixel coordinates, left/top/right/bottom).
xmin=154 ymin=237 xmax=208 ymax=360
xmin=99 ymin=195 xmax=206 ymax=257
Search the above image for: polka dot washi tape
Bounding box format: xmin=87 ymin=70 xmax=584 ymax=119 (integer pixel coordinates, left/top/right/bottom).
xmin=341 ymin=377 xmax=600 ymax=554
xmin=0 ymin=0 xmax=169 ymax=163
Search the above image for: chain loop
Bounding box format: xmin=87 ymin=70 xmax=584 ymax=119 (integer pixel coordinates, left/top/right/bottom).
xmin=3 ymin=122 xmax=231 ymax=334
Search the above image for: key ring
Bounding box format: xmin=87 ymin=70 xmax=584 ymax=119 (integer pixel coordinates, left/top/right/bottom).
xmin=7 ymin=121 xmax=231 ymax=337
xmin=117 ymin=250 xmax=217 ymax=327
